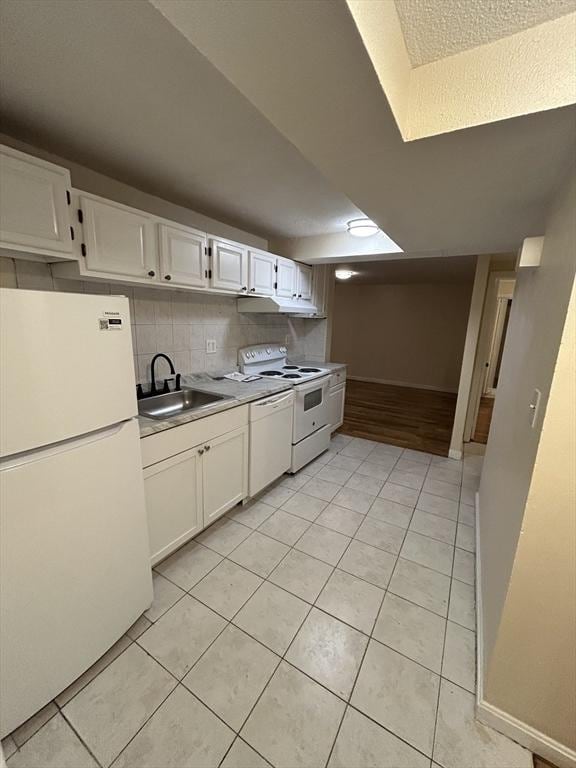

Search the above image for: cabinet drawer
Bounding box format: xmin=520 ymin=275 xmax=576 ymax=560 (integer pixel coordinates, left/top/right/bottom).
xmin=330 ymin=369 xmax=346 ymax=388
xmin=140 ymin=405 xmax=248 ymax=468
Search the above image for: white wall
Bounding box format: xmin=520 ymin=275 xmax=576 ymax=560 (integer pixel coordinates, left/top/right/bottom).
xmin=0 ymin=258 xmax=326 ymax=384
xmin=478 ymin=167 xmax=576 ymax=754
xmin=331 ymin=282 xmax=472 ymax=391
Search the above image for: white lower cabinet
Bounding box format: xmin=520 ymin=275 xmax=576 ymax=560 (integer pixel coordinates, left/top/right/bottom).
xmin=329 ymin=381 xmax=346 ymax=432
xmin=202 ymin=426 xmax=248 ymax=525
xmin=141 ymin=408 xmax=249 ymax=565
xmin=144 ymin=448 xmax=203 ymax=566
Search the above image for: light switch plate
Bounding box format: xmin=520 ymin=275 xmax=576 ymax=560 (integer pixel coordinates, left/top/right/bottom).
xmin=206 ymin=339 xmax=217 ymax=354
xmin=529 ymin=388 xmax=542 ymax=428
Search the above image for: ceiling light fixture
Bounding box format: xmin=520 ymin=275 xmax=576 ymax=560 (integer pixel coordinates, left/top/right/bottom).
xmin=347 ymin=218 xmax=380 ymax=237
xmin=335 ymin=269 xmax=356 ymax=280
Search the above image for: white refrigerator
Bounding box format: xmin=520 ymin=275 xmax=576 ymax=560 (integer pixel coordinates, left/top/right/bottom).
xmin=0 ymin=289 xmax=152 ymax=738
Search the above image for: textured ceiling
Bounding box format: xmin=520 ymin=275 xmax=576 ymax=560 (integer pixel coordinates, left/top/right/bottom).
xmin=336 ymin=255 xmax=477 ymax=285
xmin=395 ymin=0 xmax=576 ymax=66
xmin=0 ymin=0 xmax=361 ymax=239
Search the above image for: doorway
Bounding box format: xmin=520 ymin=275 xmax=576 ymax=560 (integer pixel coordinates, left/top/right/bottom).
xmin=467 ymin=275 xmax=515 ymax=444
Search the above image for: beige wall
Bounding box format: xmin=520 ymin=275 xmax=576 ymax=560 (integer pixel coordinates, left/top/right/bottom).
xmin=486 ymin=278 xmax=576 ymax=750
xmin=479 ymin=167 xmax=576 ymax=750
xmin=331 ymin=282 xmax=473 ymax=392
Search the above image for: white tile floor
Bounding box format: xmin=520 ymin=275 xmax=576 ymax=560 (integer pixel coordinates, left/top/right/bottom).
xmin=3 ymin=435 xmax=534 ymax=768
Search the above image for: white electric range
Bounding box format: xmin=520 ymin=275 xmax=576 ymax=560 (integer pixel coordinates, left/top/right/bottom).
xmin=239 ymin=344 xmax=332 ymax=472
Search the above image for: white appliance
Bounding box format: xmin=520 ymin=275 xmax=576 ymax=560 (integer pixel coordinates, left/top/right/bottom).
xmin=249 ymin=390 xmax=294 ymax=496
xmin=0 ymin=289 xmax=152 ymax=738
xmin=239 ymin=344 xmax=331 ymax=472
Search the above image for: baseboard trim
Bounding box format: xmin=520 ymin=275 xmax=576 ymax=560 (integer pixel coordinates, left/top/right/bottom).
xmin=474 ymin=492 xmax=576 ymax=768
xmin=476 ymin=699 xmax=576 ymax=768
xmin=347 ymin=375 xmax=458 ymax=394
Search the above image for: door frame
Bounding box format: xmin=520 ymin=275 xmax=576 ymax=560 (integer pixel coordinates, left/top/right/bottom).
xmin=464 ymin=271 xmax=516 ymax=443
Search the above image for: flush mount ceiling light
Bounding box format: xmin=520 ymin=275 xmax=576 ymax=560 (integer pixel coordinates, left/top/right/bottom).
xmin=335 ymin=269 xmax=356 ymax=280
xmin=347 ymin=218 xmax=380 ymax=237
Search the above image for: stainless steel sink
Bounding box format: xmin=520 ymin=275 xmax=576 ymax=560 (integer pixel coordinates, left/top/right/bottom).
xmin=138 ymin=388 xmax=232 ymax=420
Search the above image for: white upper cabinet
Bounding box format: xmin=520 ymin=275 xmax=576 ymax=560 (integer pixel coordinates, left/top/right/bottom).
xmin=296 ymin=263 xmax=313 ymax=300
xmin=248 ymin=249 xmax=276 ymax=296
xmin=0 ymin=144 xmax=73 ymax=259
xmin=79 ymin=194 xmax=157 ymax=279
xmin=276 ymin=256 xmax=297 ymax=298
xmin=159 ymin=223 xmax=208 ymax=288
xmin=209 ymin=237 xmax=248 ymax=293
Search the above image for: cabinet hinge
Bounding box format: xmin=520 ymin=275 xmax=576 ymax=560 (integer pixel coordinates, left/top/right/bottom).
xmin=77 ymin=209 xmax=84 ymax=224
xmin=204 ymin=246 xmax=207 ymax=256
xmin=208 ymin=269 xmax=212 ymax=279
xmin=70 ymin=226 xmax=75 ymax=241
xmin=204 ymin=269 xmax=208 ymax=278
xmin=274 ymin=282 xmax=277 ymax=290
xmin=81 ymin=243 xmax=87 ymax=257
xmin=274 ymin=264 xmax=278 ymax=272
xmin=208 ymin=246 xmax=212 ymax=257
xmin=66 ymin=190 xmax=71 ymax=205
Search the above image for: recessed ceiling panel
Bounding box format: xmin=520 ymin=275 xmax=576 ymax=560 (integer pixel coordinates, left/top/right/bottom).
xmin=395 ymin=0 xmax=576 ymax=66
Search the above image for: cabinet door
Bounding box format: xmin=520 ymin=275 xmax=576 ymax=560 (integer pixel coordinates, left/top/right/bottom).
xmin=159 ymin=223 xmax=208 ymax=288
xmin=296 ymin=264 xmax=313 ymax=300
xmin=276 ymin=256 xmax=296 ymax=298
xmin=248 ymin=249 xmax=276 ymax=296
xmin=209 ymin=237 xmax=248 ymax=292
xmin=202 ymin=426 xmax=248 ymax=526
xmin=329 ymin=384 xmax=346 ymax=432
xmin=0 ymin=145 xmax=73 ymax=257
xmin=80 ymin=195 xmax=157 ymax=279
xmin=143 ymin=447 xmax=203 ymax=565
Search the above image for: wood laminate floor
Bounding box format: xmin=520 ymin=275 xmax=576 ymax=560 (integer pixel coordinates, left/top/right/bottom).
xmin=338 ymin=379 xmax=457 ymax=457
xmin=473 ymin=395 xmax=495 ymax=444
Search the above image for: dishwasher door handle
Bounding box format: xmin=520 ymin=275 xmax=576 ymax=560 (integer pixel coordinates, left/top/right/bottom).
xmin=255 ymin=393 xmax=293 ymax=408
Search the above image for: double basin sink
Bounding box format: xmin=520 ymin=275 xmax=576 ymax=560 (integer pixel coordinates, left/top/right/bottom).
xmin=138 ymin=387 xmax=232 ymax=421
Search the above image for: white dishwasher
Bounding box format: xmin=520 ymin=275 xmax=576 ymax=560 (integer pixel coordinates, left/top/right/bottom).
xmin=249 ymin=390 xmax=295 ymax=496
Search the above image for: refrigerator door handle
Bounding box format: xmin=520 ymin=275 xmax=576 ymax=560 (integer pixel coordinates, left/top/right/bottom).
xmin=0 ymin=421 xmax=129 ymax=470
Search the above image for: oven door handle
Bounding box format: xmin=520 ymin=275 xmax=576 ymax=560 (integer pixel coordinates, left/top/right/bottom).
xmin=295 ymin=376 xmax=330 ymax=394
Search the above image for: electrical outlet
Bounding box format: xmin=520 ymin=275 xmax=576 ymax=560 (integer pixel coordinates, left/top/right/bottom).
xmin=206 ymin=339 xmax=217 ymax=354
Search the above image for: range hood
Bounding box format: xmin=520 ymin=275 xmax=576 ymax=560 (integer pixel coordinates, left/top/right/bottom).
xmin=237 ymin=296 xmax=318 ymax=315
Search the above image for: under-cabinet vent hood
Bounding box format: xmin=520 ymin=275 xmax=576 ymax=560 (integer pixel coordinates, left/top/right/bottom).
xmin=237 ymin=296 xmax=318 ymax=315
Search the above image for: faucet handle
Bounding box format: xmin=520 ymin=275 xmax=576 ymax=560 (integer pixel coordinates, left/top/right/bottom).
xmin=175 ymin=373 xmax=182 ymax=391
xmin=162 ymin=378 xmax=174 ymax=394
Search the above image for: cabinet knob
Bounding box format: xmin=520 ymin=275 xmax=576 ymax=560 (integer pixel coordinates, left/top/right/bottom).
xmin=204 ymin=444 xmax=211 ymax=451
xmin=250 ymin=287 xmax=256 ymax=292
xmin=241 ymin=286 xmax=247 ymax=292
xmin=198 ymin=448 xmax=205 ymax=455
xmin=165 ymin=274 xmax=172 ymax=281
xmin=148 ymin=270 xmax=155 ymax=277
xmin=292 ymin=293 xmax=297 ymax=298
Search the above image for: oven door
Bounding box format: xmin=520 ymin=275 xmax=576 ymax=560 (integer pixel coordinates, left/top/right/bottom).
xmin=293 ymin=376 xmax=329 ymax=443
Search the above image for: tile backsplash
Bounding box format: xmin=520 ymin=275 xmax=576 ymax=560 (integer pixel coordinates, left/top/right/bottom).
xmin=0 ymin=258 xmax=328 ymax=383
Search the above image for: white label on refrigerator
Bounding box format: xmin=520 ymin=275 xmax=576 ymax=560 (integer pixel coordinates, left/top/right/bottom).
xmin=99 ymin=310 xmax=124 ymax=331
